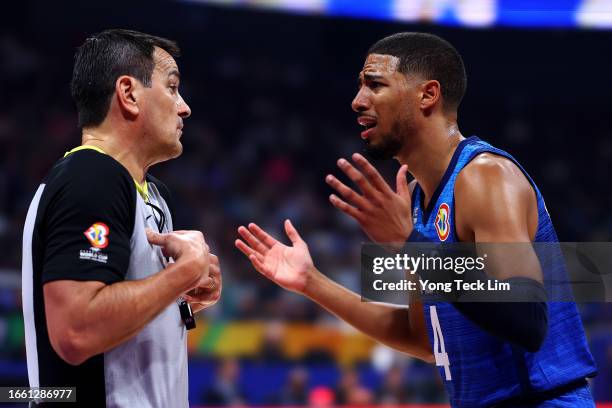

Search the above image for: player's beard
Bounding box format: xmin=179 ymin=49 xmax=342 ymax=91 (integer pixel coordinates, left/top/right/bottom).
xmin=364 ymin=129 xmax=403 ymax=160
xmin=364 ymin=111 xmax=414 ymax=160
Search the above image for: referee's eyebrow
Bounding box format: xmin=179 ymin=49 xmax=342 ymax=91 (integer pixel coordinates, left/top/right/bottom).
xmin=168 ymin=69 xmax=180 ymax=79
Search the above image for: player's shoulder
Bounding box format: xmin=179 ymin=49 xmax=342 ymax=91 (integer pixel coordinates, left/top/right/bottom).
xmin=456 ymin=152 xmax=531 ymax=195
xmin=454 ymin=151 xmax=536 ymax=226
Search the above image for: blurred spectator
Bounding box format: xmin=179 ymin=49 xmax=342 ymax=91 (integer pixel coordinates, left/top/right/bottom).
xmin=376 ymin=364 xmax=410 ymax=404
xmin=275 ymin=366 xmax=309 ymax=405
xmin=260 ymin=320 xmax=285 ymax=361
xmin=202 ymin=359 xmax=245 ymax=406
xmin=334 ymin=367 xmax=361 ymax=405
xmin=346 ymin=385 xmax=374 ymax=406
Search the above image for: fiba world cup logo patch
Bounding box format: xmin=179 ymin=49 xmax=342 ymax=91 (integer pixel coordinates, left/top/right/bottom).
xmin=434 ymin=203 xmax=450 ymax=241
xmin=84 ymin=222 xmax=110 ymax=249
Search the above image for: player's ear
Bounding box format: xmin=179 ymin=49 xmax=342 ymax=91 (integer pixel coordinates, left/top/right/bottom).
xmin=420 ymin=79 xmax=441 ymax=113
xmin=115 ymin=76 xmax=140 ymax=117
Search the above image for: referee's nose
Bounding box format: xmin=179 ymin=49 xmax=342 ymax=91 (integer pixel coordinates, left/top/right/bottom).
xmin=178 ymin=93 xmax=191 ymax=119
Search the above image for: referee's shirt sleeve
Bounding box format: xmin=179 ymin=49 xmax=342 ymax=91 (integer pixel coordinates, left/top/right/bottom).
xmin=42 ymin=152 xmax=136 ymax=285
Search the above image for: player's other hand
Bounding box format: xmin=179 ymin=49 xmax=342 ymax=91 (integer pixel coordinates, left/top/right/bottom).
xmin=326 ymin=153 xmax=412 ymax=250
xmin=146 ymin=229 xmax=210 ymax=287
xmin=235 ymin=220 xmax=314 ymax=295
xmin=184 ymin=253 xmax=222 ymax=312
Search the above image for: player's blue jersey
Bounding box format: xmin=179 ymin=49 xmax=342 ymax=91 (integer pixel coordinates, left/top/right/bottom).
xmin=410 ymin=136 xmax=597 ymax=408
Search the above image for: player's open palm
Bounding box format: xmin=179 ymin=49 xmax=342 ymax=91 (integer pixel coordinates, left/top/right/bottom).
xmin=235 ymin=220 xmax=313 ymax=295
xmin=326 ymin=153 xmax=413 ymax=248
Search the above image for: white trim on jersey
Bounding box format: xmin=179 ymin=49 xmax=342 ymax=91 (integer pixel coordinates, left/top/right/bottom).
xmin=22 ymin=184 xmax=46 ymax=387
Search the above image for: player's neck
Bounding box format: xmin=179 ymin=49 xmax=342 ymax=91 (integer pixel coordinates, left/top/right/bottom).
xmin=81 ymin=127 xmax=148 ymax=183
xmin=398 ymin=123 xmax=463 ymax=207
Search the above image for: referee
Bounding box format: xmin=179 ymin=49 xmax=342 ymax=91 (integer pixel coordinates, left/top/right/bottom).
xmin=21 ymin=30 xmax=221 ymax=407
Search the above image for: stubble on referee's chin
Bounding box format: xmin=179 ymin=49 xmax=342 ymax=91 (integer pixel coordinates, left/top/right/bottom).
xmin=156 ymin=142 xmax=183 ymax=163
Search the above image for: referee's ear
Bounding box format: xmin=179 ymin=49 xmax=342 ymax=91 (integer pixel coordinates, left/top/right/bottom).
xmin=115 ymin=75 xmax=140 ymax=118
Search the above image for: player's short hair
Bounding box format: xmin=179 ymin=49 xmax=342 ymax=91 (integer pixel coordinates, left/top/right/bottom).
xmin=368 ymin=32 xmax=467 ymax=112
xmin=70 ymin=29 xmax=180 ymax=128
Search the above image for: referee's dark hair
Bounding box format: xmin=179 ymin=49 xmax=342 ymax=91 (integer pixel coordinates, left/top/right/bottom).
xmin=70 ymin=29 xmax=180 ymax=128
xmin=368 ymin=32 xmax=467 ymax=112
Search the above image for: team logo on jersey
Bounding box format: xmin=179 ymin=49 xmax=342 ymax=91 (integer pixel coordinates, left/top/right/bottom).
xmin=83 ymin=222 xmax=110 ymax=249
xmin=434 ymin=203 xmax=450 ymax=241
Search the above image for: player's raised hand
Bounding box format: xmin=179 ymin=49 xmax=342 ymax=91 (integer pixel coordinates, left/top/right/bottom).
xmin=235 ymin=220 xmax=314 ymax=295
xmin=326 ymin=153 xmax=413 ymax=248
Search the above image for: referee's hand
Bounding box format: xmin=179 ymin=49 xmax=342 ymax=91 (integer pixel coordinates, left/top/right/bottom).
xmin=146 ymin=229 xmax=211 ymax=286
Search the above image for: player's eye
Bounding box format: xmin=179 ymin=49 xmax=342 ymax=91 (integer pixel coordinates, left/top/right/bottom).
xmin=169 ymin=85 xmax=178 ymax=94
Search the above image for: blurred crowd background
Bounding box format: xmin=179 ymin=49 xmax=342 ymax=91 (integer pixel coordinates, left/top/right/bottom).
xmin=0 ymin=1 xmax=611 ymax=406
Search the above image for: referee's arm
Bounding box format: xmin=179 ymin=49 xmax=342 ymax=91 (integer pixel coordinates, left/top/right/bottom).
xmin=45 ymin=230 xmax=208 ymax=366
xmin=39 ymin=161 xmax=210 ymax=366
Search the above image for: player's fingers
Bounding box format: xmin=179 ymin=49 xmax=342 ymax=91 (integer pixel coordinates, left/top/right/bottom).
xmin=284 ymin=219 xmax=304 ymax=245
xmin=396 ymin=164 xmax=411 ymax=198
xmin=238 ymin=226 xmax=269 ymax=254
xmin=329 ymin=194 xmax=364 ymax=221
xmin=234 ymin=238 xmax=263 ymax=260
xmin=352 ymin=153 xmax=393 ymax=194
xmin=247 ymin=223 xmax=278 ymax=248
xmin=249 ymin=254 xmax=271 ymax=278
xmin=235 ymin=239 xmax=266 ymax=265
xmin=325 ymin=174 xmax=368 ymax=208
xmin=337 ymin=158 xmax=376 ymax=197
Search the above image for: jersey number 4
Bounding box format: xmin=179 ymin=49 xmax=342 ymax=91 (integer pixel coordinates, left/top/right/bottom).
xmin=430 ymin=305 xmax=451 ymax=381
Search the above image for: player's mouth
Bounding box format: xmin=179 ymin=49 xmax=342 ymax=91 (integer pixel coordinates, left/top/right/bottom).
xmin=357 ymin=115 xmax=377 ymax=139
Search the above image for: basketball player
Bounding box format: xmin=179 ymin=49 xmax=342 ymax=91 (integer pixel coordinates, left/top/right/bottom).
xmin=235 ymin=33 xmax=597 ymax=407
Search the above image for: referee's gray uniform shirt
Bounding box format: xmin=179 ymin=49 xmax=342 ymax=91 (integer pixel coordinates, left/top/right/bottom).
xmin=22 ymin=148 xmax=188 ymax=408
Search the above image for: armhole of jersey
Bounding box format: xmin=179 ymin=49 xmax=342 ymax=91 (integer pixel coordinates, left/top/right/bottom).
xmin=454 ymin=148 xmax=542 ymax=241
xmin=461 ymin=148 xmax=540 ymax=198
